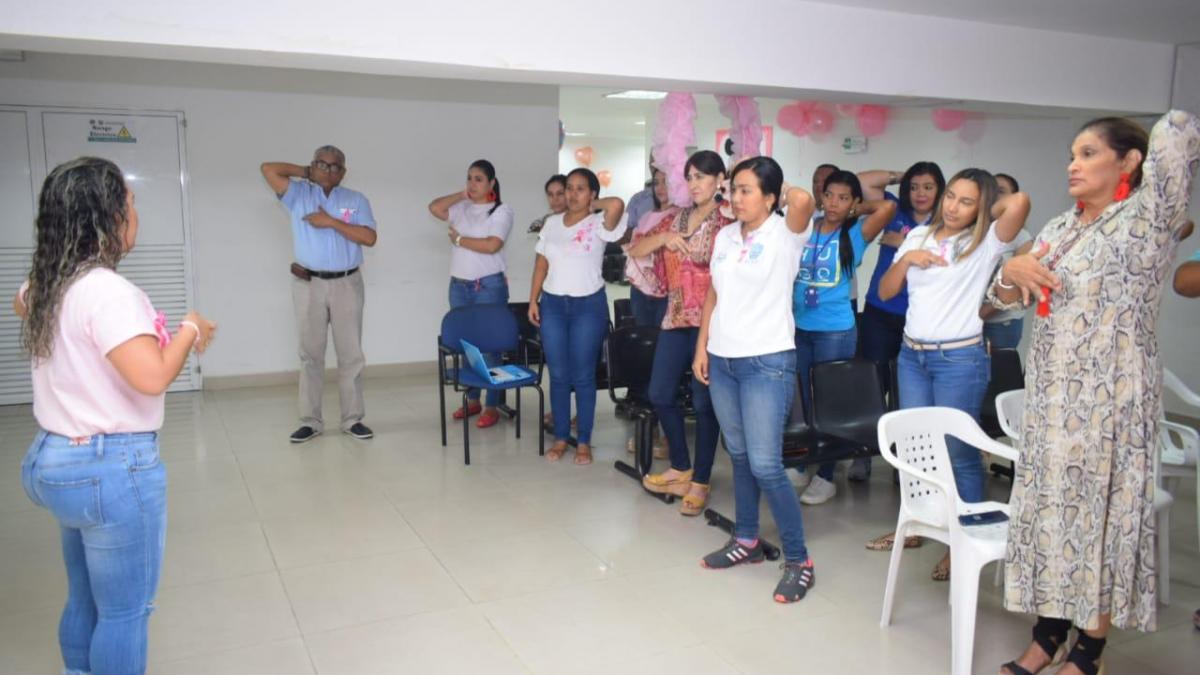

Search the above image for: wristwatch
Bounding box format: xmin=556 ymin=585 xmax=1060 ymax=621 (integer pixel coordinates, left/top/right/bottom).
xmin=454 ymin=234 xmax=463 ymax=247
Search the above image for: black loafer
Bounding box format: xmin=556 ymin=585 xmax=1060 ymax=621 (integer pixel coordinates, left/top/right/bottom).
xmin=290 ymin=426 xmax=320 ymax=443
xmin=345 ymin=423 xmax=374 ymax=440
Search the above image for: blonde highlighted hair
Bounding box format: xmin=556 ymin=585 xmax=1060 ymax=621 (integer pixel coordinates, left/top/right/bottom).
xmin=921 ymin=168 xmax=999 ymax=261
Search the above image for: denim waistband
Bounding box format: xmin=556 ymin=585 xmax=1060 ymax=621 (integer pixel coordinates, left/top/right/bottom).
xmin=451 ymin=272 xmax=506 ymax=285
xmin=37 ymin=430 xmax=159 ymax=456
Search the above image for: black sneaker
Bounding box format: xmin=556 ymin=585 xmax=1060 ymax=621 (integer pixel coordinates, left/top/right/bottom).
xmin=773 ymin=560 xmax=815 ymax=603
xmin=345 ymin=422 xmax=374 ymax=440
xmin=290 ymin=426 xmax=320 ymax=443
xmin=701 ymin=538 xmax=765 ymax=569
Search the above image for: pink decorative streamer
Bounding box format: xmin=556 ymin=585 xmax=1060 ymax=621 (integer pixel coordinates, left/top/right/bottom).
xmin=715 ymin=95 xmax=762 ymax=161
xmin=652 ymin=93 xmax=697 ymax=207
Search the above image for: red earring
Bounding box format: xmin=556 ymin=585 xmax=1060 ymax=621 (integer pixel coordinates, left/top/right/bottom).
xmin=1075 ymin=200 xmax=1085 ymax=211
xmin=487 ymin=190 xmax=497 ymax=201
xmin=1113 ymin=172 xmax=1131 ymax=201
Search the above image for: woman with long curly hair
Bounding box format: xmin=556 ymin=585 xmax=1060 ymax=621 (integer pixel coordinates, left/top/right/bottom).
xmin=16 ymin=157 xmax=215 ymax=675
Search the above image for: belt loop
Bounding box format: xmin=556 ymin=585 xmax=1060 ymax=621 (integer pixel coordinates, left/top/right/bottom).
xmin=95 ymin=434 xmax=105 ymax=458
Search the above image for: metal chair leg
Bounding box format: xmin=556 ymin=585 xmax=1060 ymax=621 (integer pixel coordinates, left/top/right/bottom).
xmin=462 ymin=392 xmax=471 ymax=465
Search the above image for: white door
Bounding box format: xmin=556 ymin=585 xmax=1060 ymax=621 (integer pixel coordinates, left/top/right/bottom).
xmin=0 ymin=107 xmax=200 ymax=405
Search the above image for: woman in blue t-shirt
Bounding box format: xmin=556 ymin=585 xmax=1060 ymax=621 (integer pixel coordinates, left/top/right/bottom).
xmin=857 ymin=162 xmax=946 ymax=410
xmin=792 ymin=171 xmax=895 ymax=505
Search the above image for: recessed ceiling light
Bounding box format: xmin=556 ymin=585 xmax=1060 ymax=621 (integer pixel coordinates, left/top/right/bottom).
xmin=634 ymin=120 xmax=646 ymax=126
xmin=604 ymin=90 xmax=668 ymax=100
xmin=564 ymin=131 xmax=589 ymax=137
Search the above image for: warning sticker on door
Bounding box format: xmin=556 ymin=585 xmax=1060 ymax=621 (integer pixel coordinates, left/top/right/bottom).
xmin=88 ymin=119 xmax=137 ymax=143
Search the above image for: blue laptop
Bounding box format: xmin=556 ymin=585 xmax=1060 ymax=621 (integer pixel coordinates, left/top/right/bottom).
xmin=460 ymin=339 xmax=535 ymax=385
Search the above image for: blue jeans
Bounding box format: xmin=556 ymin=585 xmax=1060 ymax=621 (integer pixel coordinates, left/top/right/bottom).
xmin=858 ymin=304 xmax=906 ymax=409
xmin=983 ymin=318 xmax=1024 ymax=351
xmin=539 ymin=289 xmax=609 ymax=443
xmin=628 ymin=287 xmax=668 ymax=329
xmin=21 ymin=431 xmax=167 ymax=675
xmin=896 ymin=341 xmax=990 ymax=502
xmin=708 ymin=350 xmax=810 ymax=562
xmin=795 ymin=327 xmax=858 ymax=481
xmin=648 ymin=327 xmax=719 ymax=484
xmin=449 ymin=272 xmax=510 ymax=407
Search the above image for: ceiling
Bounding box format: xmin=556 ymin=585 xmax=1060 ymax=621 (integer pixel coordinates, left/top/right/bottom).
xmin=810 ymin=0 xmax=1200 ymax=45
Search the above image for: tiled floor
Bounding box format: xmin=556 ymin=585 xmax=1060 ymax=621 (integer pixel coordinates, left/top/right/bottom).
xmin=1 ymin=375 xmax=1196 ymax=674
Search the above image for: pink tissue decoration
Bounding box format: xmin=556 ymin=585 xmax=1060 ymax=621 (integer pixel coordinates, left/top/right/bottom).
xmin=153 ymin=311 xmax=170 ymax=349
xmin=715 ymin=95 xmax=762 ymax=161
xmin=652 ymin=93 xmax=697 ymax=207
xmin=777 ymin=100 xmax=835 ymax=139
xmin=856 ymin=104 xmax=891 ymax=138
xmin=931 ymin=108 xmax=966 ymax=132
xmin=957 ymin=113 xmax=987 ymax=143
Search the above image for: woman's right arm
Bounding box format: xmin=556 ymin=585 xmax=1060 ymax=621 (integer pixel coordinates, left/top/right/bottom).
xmin=428 ymin=191 xmax=467 ymax=222
xmin=528 ymin=254 xmax=549 ymax=326
xmin=107 ymin=311 xmax=216 ymax=396
xmin=857 ymin=169 xmax=901 ymax=201
xmin=692 ymin=286 xmax=717 ymax=384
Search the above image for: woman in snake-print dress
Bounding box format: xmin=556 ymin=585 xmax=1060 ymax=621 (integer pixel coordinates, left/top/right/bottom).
xmin=989 ymin=110 xmax=1199 ymax=675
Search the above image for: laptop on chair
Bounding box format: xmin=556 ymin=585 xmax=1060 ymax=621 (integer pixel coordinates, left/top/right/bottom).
xmin=460 ymin=340 xmax=534 ymax=385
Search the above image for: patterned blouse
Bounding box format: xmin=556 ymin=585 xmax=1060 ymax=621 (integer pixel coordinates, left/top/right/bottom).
xmin=650 ymin=205 xmax=734 ymax=330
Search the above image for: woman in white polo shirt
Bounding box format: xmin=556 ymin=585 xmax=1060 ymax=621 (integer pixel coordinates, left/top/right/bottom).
xmin=692 ymin=156 xmax=818 ymax=603
xmin=868 ymin=168 xmax=1029 ymax=579
xmin=429 ymin=159 xmax=515 ymax=429
xmin=529 ymin=168 xmax=626 ymax=465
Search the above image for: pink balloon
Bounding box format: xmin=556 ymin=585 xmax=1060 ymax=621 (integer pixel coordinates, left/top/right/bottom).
xmin=574 ymin=146 xmax=594 ymax=167
xmin=958 ymin=114 xmax=986 ymax=144
xmin=856 ymin=105 xmax=890 ymax=138
xmin=596 ymin=170 xmax=613 ymax=188
xmin=776 ymin=103 xmax=811 ymax=137
xmin=931 ymin=108 xmax=966 ymax=132
xmin=835 ymin=103 xmax=860 ymax=118
xmin=809 ymin=106 xmax=835 ymax=137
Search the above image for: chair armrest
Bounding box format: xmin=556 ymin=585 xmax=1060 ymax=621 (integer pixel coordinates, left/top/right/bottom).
xmin=1165 ymin=369 xmax=1200 ymax=408
xmin=953 ymin=422 xmax=1020 ymax=464
xmin=1161 ymin=420 xmax=1199 ymax=467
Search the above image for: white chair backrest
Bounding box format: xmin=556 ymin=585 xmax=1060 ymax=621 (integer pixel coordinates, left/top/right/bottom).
xmin=878 ymin=408 xmax=966 ymax=519
xmin=995 ymin=390 xmax=1025 ymax=442
xmin=1164 ymin=368 xmax=1200 ymax=409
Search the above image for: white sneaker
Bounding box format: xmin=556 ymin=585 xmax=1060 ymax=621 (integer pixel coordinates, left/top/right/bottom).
xmin=789 ymin=469 xmax=812 ymax=492
xmin=800 ymin=475 xmax=837 ymax=505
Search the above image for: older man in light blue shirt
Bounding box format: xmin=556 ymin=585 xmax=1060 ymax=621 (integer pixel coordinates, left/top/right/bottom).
xmin=261 ymin=145 xmax=378 ymax=443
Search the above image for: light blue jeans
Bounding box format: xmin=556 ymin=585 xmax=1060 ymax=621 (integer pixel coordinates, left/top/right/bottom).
xmin=707 ymin=350 xmax=810 ymax=562
xmin=21 ymin=431 xmax=167 ymax=675
xmin=449 ymin=272 xmax=510 ymax=406
xmin=896 ymin=340 xmax=990 ymax=502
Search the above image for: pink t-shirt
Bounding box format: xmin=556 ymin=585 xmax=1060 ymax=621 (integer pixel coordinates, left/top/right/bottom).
xmin=27 ymin=268 xmax=165 ymax=437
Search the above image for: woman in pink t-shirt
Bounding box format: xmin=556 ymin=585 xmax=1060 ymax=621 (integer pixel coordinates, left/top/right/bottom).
xmin=16 ymin=157 xmax=215 ymax=675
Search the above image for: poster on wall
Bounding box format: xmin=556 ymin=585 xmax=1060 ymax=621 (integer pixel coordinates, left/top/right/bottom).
xmin=87 ymin=118 xmax=138 ymax=143
xmin=715 ymin=125 xmax=773 ymax=158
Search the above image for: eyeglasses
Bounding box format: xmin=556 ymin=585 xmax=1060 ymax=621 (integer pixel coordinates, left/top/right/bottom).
xmin=312 ymin=160 xmax=345 ymax=174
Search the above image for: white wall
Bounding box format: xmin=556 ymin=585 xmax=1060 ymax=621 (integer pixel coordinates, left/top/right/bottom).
xmin=0 ymin=1 xmax=1177 ymax=114
xmin=0 ymin=53 xmax=558 ymax=378
xmin=557 ymin=137 xmax=647 ymax=203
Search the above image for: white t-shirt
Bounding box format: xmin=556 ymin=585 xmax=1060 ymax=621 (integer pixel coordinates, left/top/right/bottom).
xmin=448 ymin=200 xmax=514 ymax=280
xmin=707 ymin=213 xmax=809 ymax=358
xmin=984 ymin=228 xmax=1033 ymax=324
xmin=897 ymin=223 xmax=1011 ymax=342
xmin=29 ymin=268 xmax=165 ymax=437
xmin=535 ymin=211 xmax=628 ymax=297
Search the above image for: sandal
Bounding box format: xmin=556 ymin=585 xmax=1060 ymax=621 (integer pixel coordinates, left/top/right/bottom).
xmin=573 ymin=443 xmax=593 ymax=465
xmin=454 ymin=401 xmax=482 ymax=420
xmin=679 ymin=483 xmax=709 ymax=517
xmin=642 ymin=468 xmax=693 ymax=495
xmin=999 ymin=617 xmax=1070 ymax=675
xmin=931 ymin=553 xmax=951 ymax=582
xmin=546 ymin=441 xmax=568 ymax=462
xmin=865 ymin=533 xmax=923 ymax=551
xmin=476 ymin=409 xmax=501 ymax=428
xmin=1060 ymin=631 xmax=1106 ymax=675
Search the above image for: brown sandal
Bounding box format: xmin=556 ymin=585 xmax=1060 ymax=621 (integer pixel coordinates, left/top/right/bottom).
xmin=573 ymin=443 xmax=593 ymax=465
xmin=642 ymin=469 xmax=693 ymax=495
xmin=865 ymin=533 xmax=923 ymax=551
xmin=546 ymin=441 xmax=568 ymax=462
xmin=680 ymin=483 xmax=710 ymax=517
xmin=931 ymin=554 xmax=951 ymax=582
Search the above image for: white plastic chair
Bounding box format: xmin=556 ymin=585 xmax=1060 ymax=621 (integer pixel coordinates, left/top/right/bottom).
xmin=995 ymin=389 xmax=1024 ymax=443
xmin=877 ymin=407 xmax=1019 ymax=675
xmin=1159 ymin=368 xmax=1199 ymax=605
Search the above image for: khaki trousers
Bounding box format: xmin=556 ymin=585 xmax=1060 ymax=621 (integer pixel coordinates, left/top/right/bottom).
xmin=291 ymin=272 xmax=366 ymax=432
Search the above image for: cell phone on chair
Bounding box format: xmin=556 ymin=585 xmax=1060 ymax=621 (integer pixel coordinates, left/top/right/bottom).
xmin=958 ymin=511 xmax=1009 ymax=527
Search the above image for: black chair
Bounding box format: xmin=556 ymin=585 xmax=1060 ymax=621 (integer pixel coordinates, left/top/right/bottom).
xmin=811 ymin=358 xmax=887 ymax=457
xmin=601 ymin=243 xmax=627 ymax=284
xmin=437 ymin=304 xmax=545 ymax=465
xmin=613 ymin=298 xmax=635 ymax=328
xmin=982 ymin=348 xmax=1024 ymax=479
xmin=605 ymin=326 xmax=664 ymax=493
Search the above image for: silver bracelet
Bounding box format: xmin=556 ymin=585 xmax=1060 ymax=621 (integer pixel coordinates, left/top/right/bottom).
xmin=996 ymin=274 xmax=1016 ymax=290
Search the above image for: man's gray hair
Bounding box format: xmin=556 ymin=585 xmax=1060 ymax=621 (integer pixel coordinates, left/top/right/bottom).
xmin=313 ymin=145 xmax=346 ymax=164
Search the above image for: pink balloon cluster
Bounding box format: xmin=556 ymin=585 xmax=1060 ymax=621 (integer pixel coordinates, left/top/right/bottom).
xmin=776 ymin=101 xmax=836 ymax=140
xmin=715 ymin=95 xmax=763 ymax=160
xmin=651 ymin=92 xmax=697 ymax=207
xmin=930 ymin=108 xmax=987 ymax=143
xmin=855 ymin=104 xmax=890 ymax=138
